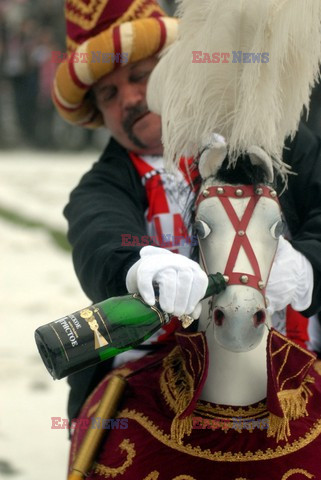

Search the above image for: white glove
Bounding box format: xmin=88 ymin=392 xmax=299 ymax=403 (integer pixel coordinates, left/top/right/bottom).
xmin=126 ymin=246 xmax=208 ymax=319
xmin=266 ymin=236 xmax=313 ymax=314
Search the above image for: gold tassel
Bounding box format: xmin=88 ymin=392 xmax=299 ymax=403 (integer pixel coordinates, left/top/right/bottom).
xmin=267 ymin=375 xmax=315 ymax=442
xmin=169 ymin=364 xmax=194 ymax=444
xmin=162 ymin=347 xmax=195 ymax=444
xmin=171 ymin=414 xmax=193 ymax=446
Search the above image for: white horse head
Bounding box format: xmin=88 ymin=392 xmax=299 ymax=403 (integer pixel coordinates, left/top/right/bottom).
xmin=195 ymin=138 xmax=282 ymax=354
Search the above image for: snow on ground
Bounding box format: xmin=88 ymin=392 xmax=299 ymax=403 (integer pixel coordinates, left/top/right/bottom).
xmin=0 ymin=150 xmax=98 ymax=480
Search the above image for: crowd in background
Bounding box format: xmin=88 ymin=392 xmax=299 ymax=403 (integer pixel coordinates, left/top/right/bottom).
xmin=0 ymin=0 xmax=108 ymax=150
xmin=0 ymin=0 xmax=321 ymax=151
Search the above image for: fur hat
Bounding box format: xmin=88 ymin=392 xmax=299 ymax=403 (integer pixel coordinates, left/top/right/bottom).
xmin=52 ymin=0 xmax=178 ymax=127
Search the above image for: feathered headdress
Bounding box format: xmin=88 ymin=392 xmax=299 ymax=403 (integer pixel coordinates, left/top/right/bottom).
xmin=147 ymin=0 xmax=321 ymax=174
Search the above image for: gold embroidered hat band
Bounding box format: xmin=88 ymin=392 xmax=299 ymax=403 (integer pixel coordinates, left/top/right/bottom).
xmin=52 ymin=0 xmax=178 ymax=128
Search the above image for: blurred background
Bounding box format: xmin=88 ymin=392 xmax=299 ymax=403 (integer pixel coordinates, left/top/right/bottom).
xmin=0 ymin=1 xmax=320 ymax=479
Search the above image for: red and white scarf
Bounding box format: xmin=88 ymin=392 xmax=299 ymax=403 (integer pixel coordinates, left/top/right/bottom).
xmin=129 ymin=152 xmax=197 ymax=258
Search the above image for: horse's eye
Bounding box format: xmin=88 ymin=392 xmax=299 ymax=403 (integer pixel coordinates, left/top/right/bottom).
xmin=194 ymin=220 xmax=211 ymax=239
xmin=270 ymin=220 xmax=284 ymax=239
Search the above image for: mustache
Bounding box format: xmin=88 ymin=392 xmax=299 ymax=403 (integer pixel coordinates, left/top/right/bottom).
xmin=122 ymin=104 xmax=149 ymax=132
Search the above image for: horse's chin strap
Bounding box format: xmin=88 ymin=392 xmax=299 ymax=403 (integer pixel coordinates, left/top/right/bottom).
xmin=196 ymin=184 xmax=279 ymax=301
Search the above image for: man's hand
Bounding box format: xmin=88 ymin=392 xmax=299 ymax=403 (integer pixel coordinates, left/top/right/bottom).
xmin=266 ymin=236 xmax=313 ymax=314
xmin=126 ymin=246 xmax=208 ymax=319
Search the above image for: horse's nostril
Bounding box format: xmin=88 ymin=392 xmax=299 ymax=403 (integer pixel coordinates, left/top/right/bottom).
xmin=253 ymin=310 xmax=266 ymax=327
xmin=214 ymin=309 xmax=225 ymax=326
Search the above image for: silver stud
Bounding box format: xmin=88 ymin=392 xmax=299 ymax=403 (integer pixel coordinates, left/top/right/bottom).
xmin=258 ymin=281 xmax=265 ymax=289
xmin=202 ymin=189 xmax=210 ymax=197
xmin=223 ymin=275 xmax=229 ymax=283
xmin=235 ymin=188 xmax=243 ymax=197
xmin=238 ymin=230 xmax=245 ymax=236
xmin=256 ymin=187 xmax=263 ymax=195
xmin=240 ymin=275 xmax=249 ymax=284
xmin=270 ymin=190 xmax=277 ymax=198
xmin=217 ymin=187 xmax=224 ymax=195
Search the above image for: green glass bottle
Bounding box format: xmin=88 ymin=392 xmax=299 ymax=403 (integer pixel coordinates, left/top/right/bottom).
xmin=35 ymin=273 xmax=226 ymax=380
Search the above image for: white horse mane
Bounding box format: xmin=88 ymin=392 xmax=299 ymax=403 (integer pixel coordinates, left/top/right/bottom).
xmin=147 ymin=0 xmax=321 ymax=175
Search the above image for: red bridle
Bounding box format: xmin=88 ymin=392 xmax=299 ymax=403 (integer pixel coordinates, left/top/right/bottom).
xmin=196 ymin=185 xmax=279 ymax=295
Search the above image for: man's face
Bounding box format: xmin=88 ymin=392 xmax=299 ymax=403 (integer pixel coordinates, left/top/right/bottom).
xmin=93 ymin=57 xmax=163 ymax=155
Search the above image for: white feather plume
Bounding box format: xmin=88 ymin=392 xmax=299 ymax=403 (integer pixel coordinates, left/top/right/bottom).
xmin=147 ymin=0 xmax=321 ymax=173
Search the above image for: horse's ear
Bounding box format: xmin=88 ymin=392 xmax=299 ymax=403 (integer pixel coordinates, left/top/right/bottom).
xmin=248 ymin=146 xmax=274 ymax=183
xmin=199 ymin=134 xmax=227 ymax=180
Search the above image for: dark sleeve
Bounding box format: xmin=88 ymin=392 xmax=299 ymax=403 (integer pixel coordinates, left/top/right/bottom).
xmin=63 ymin=139 xmax=148 ymax=303
xmin=280 ymin=123 xmax=321 ymax=317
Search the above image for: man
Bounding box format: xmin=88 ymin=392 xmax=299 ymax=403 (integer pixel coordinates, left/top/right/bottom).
xmin=53 ymin=0 xmax=321 ymax=421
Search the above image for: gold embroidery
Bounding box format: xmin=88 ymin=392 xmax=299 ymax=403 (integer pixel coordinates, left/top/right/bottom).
xmin=160 ymin=346 xmax=194 ymax=443
xmin=272 ymin=330 xmax=317 ymax=359
xmin=173 ymin=476 xmax=197 ymax=480
xmin=281 ymin=363 xmax=314 ymax=391
xmin=160 ymin=346 xmax=184 ymax=412
xmin=268 ymin=331 xmax=315 ymax=442
xmin=142 ymin=474 xmax=197 ymax=480
xmin=175 ymin=332 xmax=207 ymax=384
xmin=161 ymin=345 xmax=268 ymax=435
xmin=120 ymin=408 xmax=321 ymax=462
xmin=268 ymin=375 xmax=314 ymax=443
xmin=161 ymin=333 xmax=214 ymax=443
xmin=142 ymin=472 xmax=159 ymax=480
xmin=281 ymin=469 xmax=314 ymax=479
xmin=195 ymin=401 xmax=267 ymax=419
xmin=94 ymin=438 xmax=135 ymax=478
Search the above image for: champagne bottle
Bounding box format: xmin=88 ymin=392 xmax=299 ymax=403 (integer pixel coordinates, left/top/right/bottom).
xmin=35 ymin=273 xmax=226 ymax=380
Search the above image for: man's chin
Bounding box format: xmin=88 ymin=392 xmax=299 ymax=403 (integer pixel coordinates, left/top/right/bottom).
xmin=130 ymin=138 xmax=163 ymax=155
xmin=130 ymin=122 xmax=163 ymax=154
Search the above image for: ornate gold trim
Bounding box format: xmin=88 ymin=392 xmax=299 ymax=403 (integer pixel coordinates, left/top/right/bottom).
xmin=195 ymin=401 xmax=268 ymax=419
xmin=271 ymin=330 xmax=317 ymax=359
xmin=281 ymin=469 xmax=314 ymax=480
xmin=142 ymin=472 xmax=159 ymax=480
xmin=173 ymin=476 xmax=197 ymax=480
xmin=94 ymin=438 xmax=135 ymax=478
xmin=160 ymin=346 xmax=190 ymax=413
xmin=142 ymin=474 xmax=197 ymax=480
xmin=120 ymin=408 xmax=321 ymax=462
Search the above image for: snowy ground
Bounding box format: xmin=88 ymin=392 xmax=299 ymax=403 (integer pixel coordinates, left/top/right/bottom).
xmin=0 ymin=150 xmax=98 ymax=480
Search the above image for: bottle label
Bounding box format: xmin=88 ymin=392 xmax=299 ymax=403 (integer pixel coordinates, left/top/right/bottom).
xmin=51 ymin=306 xmax=111 ymax=363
